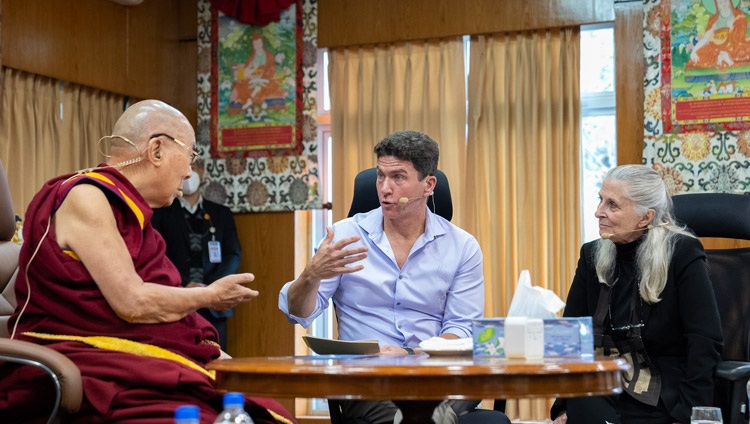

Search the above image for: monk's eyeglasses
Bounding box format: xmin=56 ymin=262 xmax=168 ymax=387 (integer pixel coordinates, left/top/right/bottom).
xmin=150 ymin=133 xmax=199 ymax=164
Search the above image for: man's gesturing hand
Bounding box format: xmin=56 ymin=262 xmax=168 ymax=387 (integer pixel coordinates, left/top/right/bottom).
xmin=305 ymin=227 xmax=368 ymax=281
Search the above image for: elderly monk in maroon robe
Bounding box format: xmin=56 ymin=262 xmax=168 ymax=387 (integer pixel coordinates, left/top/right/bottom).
xmin=0 ymin=100 xmax=295 ymax=424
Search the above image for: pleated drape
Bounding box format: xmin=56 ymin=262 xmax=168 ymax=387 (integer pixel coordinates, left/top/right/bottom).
xmin=328 ymin=38 xmax=466 ymax=224
xmin=61 ymin=82 xmax=125 ymax=175
xmin=0 ymin=67 xmax=124 ymax=214
xmin=466 ymin=28 xmax=581 ymax=420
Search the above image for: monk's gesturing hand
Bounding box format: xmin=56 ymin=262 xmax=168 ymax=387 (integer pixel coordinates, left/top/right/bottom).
xmin=209 ymin=273 xmax=259 ymax=311
xmin=306 ymin=227 xmax=368 ymax=280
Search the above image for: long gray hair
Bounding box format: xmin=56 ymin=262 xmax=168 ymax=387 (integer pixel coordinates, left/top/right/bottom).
xmin=593 ymin=165 xmax=694 ymax=303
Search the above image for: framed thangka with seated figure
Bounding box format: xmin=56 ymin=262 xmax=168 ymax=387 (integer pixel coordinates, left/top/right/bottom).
xmin=664 ymin=0 xmax=750 ymax=132
xmin=214 ymin=3 xmax=298 ymax=154
xmin=197 ymin=0 xmax=321 ymax=212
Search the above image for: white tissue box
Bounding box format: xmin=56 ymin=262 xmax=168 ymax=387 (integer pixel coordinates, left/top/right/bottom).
xmin=472 ymin=317 xmax=593 ymax=358
xmin=503 ymin=317 xmax=544 ymax=359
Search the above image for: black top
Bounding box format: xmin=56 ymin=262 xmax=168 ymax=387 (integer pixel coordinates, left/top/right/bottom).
xmin=553 ymin=234 xmax=723 ymax=422
xmin=607 ymin=239 xmax=639 ymax=337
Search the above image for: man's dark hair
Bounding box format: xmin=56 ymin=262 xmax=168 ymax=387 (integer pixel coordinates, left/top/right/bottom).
xmin=373 ymin=131 xmax=439 ymax=180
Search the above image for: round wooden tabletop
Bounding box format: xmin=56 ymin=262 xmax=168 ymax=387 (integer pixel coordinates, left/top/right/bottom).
xmin=208 ymin=355 xmax=628 ymax=400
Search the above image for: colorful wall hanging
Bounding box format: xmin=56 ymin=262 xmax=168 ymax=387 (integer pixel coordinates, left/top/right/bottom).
xmin=643 ymin=0 xmax=750 ymax=193
xmin=213 ymin=2 xmax=299 ymax=156
xmin=661 ymin=0 xmax=750 ymax=132
xmin=197 ymin=0 xmax=321 ymax=212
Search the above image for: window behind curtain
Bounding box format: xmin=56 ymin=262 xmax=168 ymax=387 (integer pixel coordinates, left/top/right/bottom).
xmin=580 ymin=24 xmax=617 ymax=242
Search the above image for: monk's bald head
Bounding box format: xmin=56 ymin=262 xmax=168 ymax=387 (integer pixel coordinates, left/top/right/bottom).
xmin=112 ymin=100 xmax=189 ymax=145
xmin=99 ymin=100 xmax=196 ymax=206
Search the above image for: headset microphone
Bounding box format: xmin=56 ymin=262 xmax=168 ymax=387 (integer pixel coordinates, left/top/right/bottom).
xmin=398 ymin=192 xmax=433 ymax=204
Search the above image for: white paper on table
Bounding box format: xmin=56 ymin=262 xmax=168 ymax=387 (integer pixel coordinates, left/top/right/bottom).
xmin=418 ymin=337 xmax=473 ymax=351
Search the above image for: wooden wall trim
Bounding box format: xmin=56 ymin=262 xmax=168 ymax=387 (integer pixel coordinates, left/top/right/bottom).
xmin=614 ymin=1 xmax=645 ymax=165
xmin=319 ymin=0 xmax=614 ymax=48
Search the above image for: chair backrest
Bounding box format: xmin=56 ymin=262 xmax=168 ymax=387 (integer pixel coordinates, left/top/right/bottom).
xmin=0 ymin=160 xmax=20 ymax=338
xmin=672 ymin=192 xmax=750 ymax=362
xmin=347 ymin=167 xmax=453 ymax=221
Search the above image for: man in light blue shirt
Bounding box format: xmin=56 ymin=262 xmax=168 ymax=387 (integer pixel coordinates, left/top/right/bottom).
xmin=279 ymin=203 xmax=483 ymax=349
xmin=279 ymin=131 xmax=507 ymax=424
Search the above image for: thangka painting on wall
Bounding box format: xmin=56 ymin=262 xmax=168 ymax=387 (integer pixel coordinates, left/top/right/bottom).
xmin=663 ymin=0 xmax=750 ymax=132
xmin=212 ymin=2 xmax=299 ymax=156
xmin=197 ymin=0 xmax=321 ymax=212
xmin=643 ymin=0 xmax=750 ymax=194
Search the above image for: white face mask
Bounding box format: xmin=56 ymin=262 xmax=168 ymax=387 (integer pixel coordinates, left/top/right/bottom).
xmin=182 ymin=171 xmax=201 ymax=195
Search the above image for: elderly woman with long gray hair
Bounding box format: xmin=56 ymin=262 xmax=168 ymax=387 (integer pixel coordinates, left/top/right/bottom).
xmin=551 ymin=164 xmax=722 ymax=424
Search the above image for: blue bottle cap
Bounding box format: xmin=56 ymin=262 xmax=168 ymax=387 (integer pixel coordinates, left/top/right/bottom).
xmin=175 ymin=404 xmax=200 ymax=420
xmin=223 ymin=392 xmax=245 ymax=408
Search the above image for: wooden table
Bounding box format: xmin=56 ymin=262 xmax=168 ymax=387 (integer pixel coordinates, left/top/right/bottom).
xmin=208 ymin=354 xmax=629 ymax=423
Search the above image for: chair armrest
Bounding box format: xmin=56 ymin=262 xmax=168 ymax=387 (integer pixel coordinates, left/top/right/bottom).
xmin=715 ymin=360 xmax=750 ymax=382
xmin=0 ymin=338 xmax=82 ymax=413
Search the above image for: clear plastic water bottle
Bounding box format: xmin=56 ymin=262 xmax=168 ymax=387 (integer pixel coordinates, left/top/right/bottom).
xmin=214 ymin=392 xmax=254 ymax=424
xmin=175 ymin=405 xmax=200 ymax=424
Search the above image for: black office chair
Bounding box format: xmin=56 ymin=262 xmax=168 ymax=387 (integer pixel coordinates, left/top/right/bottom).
xmin=672 ymin=192 xmax=750 ymax=424
xmin=347 ymin=167 xmax=453 ymax=221
xmin=331 ymin=168 xmax=506 ymax=423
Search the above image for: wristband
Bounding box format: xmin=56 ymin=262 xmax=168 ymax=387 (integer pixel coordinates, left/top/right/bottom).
xmin=404 ymin=347 xmax=415 ymax=355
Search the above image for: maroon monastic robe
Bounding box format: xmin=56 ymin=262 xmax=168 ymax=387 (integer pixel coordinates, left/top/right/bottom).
xmin=0 ymin=167 xmax=294 ymax=424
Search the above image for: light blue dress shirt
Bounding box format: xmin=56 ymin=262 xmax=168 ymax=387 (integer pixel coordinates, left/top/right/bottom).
xmin=279 ymin=207 xmax=485 ymax=348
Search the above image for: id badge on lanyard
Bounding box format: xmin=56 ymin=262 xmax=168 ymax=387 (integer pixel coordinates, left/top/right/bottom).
xmin=208 ymin=240 xmax=222 ymax=263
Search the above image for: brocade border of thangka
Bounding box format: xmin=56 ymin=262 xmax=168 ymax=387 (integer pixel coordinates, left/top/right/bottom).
xmin=643 ymin=0 xmax=750 ymax=193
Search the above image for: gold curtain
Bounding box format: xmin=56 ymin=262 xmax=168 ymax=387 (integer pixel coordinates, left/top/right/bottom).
xmin=0 ymin=68 xmax=62 ymax=214
xmin=0 ymin=67 xmax=124 ymax=215
xmin=60 ymin=82 xmax=124 ymax=174
xmin=465 ymin=28 xmax=581 ymax=420
xmin=328 ymin=38 xmax=467 ymax=223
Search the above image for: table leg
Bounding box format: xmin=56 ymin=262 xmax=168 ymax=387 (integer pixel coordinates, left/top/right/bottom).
xmin=392 ymin=400 xmax=441 ymax=424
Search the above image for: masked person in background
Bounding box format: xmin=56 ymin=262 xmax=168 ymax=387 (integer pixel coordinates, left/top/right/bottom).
xmin=152 ymin=162 xmax=242 ymax=352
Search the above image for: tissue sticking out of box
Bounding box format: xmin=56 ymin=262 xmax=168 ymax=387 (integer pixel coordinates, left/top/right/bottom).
xmin=507 ymin=270 xmax=565 ymax=319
